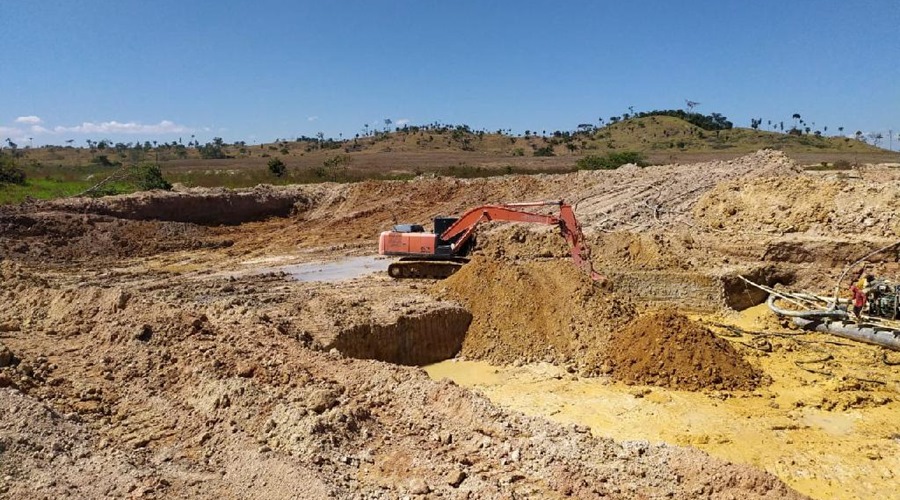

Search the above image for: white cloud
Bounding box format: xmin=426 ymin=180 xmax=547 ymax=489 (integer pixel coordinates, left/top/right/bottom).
xmin=30 ymin=125 xmax=50 ymax=134
xmin=52 ymin=119 xmax=193 ymax=135
xmin=396 ymin=118 xmax=410 ymax=125
xmin=307 ymin=116 xmax=319 ymax=122
xmin=14 ymin=115 xmax=42 ymax=124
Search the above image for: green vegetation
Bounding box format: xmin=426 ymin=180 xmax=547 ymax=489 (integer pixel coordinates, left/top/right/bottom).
xmin=267 ymin=157 xmax=287 ymax=177
xmin=0 ymin=153 xmax=27 ymax=185
xmin=627 ymin=109 xmax=733 ymax=131
xmin=577 ymin=151 xmax=647 ymax=170
xmin=135 ymin=163 xmax=172 ymax=190
xmin=0 ymin=159 xmax=172 ymax=204
xmin=198 ymin=137 xmax=228 ymax=159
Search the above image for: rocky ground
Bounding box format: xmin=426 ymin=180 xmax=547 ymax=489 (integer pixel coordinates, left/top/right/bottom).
xmin=2 ymin=150 xmax=898 ymax=498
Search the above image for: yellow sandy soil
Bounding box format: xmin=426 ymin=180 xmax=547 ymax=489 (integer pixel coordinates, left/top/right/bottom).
xmin=426 ymin=305 xmax=900 ymax=500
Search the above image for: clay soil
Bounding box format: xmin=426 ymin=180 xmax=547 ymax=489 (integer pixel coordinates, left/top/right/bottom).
xmin=2 ymin=150 xmax=899 ymax=498
xmin=606 ymin=309 xmax=762 ymax=391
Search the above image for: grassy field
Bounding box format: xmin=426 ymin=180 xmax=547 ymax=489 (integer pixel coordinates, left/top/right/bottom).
xmin=3 ymin=115 xmax=898 ymax=205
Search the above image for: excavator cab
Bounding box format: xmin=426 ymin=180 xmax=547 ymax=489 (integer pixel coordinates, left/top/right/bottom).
xmin=378 ymin=217 xmax=462 ymax=258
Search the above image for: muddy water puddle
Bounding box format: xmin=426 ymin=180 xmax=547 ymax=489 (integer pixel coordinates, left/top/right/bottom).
xmin=426 ymin=308 xmax=900 ymax=500
xmin=228 ymin=255 xmax=392 ymax=282
xmin=263 ymin=255 xmax=391 ymax=282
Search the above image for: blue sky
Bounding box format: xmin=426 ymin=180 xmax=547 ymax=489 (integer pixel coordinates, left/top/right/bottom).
xmin=2 ymin=0 xmax=899 ymax=148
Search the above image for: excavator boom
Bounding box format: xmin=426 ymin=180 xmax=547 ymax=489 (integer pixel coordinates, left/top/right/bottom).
xmin=379 ymin=200 xmax=604 ymax=281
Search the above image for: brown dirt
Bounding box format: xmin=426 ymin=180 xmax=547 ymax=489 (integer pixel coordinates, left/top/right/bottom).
xmin=436 ymin=258 xmax=636 ymax=374
xmin=694 ymin=175 xmax=900 ymax=237
xmin=0 ymin=211 xmax=230 ymax=264
xmin=607 ymin=310 xmax=763 ymax=391
xmin=8 ymin=149 xmax=900 ymax=498
xmin=0 ymin=262 xmax=800 ymax=499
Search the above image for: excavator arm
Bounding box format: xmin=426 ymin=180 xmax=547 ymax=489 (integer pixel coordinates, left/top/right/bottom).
xmin=440 ymin=200 xmax=604 ymax=281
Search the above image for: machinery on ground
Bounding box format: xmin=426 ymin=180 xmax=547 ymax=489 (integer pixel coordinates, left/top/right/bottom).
xmin=378 ymin=200 xmax=603 ymax=280
xmin=864 ymin=277 xmax=900 ymax=320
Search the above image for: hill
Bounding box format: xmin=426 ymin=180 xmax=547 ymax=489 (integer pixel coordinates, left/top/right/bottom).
xmin=2 ymin=116 xmax=898 ymax=203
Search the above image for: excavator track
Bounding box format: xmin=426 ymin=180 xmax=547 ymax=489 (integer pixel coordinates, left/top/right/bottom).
xmin=388 ymin=258 xmax=469 ymax=279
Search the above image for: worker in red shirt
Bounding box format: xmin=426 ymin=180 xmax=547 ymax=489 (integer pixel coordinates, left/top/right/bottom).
xmin=850 ymin=282 xmax=867 ymax=323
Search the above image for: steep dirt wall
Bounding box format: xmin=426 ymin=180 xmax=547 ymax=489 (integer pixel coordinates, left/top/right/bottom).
xmin=41 ymin=185 xmax=323 ymax=225
xmin=328 ymin=306 xmax=472 ymax=366
xmin=694 ymin=175 xmax=900 ymax=237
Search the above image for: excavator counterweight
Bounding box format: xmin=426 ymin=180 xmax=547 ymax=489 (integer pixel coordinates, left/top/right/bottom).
xmin=378 ymin=200 xmax=604 ymax=281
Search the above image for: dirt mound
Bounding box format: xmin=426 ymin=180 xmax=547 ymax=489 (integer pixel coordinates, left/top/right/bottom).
xmin=435 ymin=258 xmax=635 ymax=373
xmin=608 ymin=310 xmax=761 ymax=391
xmin=694 ymin=175 xmax=900 ymax=237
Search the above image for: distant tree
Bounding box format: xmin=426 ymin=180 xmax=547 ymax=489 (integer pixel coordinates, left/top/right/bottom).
xmin=0 ymin=151 xmax=26 ymax=184
xmin=855 ymin=130 xmax=865 ymax=142
xmin=533 ymin=146 xmax=555 ymax=157
xmin=868 ymin=132 xmax=883 ymax=147
xmin=792 ymin=113 xmax=801 ymax=127
xmin=750 ymin=118 xmax=762 ymax=130
xmin=198 ymin=137 xmax=227 ymax=159
xmin=134 ymin=163 xmax=172 ymax=190
xmin=267 ymin=157 xmax=287 ymax=177
xmin=838 ymin=126 xmax=844 ymax=135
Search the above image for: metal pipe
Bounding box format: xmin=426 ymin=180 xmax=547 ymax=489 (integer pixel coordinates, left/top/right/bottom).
xmin=791 ymin=317 xmax=900 ymax=351
xmin=766 ymin=295 xmax=848 ymax=319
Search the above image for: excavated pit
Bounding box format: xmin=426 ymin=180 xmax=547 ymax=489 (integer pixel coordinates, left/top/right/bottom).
xmin=327 ymin=307 xmax=472 ymax=366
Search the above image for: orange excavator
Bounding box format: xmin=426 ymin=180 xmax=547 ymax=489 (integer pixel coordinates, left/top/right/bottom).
xmin=378 ymin=200 xmax=604 ymax=281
